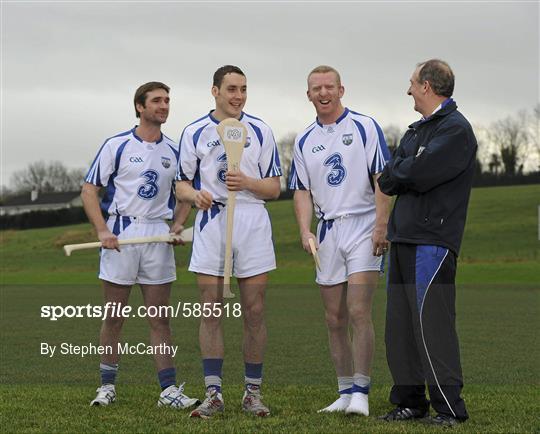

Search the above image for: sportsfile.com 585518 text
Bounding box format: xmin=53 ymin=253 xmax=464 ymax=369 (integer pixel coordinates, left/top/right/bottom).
xmin=40 ymin=302 xmax=242 ymax=321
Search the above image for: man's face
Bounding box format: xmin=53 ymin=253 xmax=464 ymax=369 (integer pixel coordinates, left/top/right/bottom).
xmin=307 ymin=72 xmax=344 ymax=120
xmin=212 ymin=73 xmax=247 ymax=119
xmin=407 ymin=67 xmax=427 ymax=114
xmin=137 ymin=88 xmax=170 ymax=124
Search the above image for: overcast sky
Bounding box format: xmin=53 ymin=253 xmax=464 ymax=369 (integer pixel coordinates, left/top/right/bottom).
xmin=2 ymin=1 xmax=538 ymax=186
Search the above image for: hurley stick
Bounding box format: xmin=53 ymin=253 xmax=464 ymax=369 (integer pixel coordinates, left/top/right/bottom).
xmin=217 ymin=118 xmax=247 ymax=299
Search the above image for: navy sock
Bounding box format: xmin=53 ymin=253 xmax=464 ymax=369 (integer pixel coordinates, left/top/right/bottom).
xmin=158 ymin=367 xmax=176 ymax=391
xmin=203 ymin=358 xmax=223 ymax=392
xmin=100 ymin=362 xmax=118 ymax=385
xmin=244 ymin=362 xmax=263 ymax=389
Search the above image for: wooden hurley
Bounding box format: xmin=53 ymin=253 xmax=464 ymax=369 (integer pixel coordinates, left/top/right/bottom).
xmin=216 ymin=118 xmax=248 ymax=299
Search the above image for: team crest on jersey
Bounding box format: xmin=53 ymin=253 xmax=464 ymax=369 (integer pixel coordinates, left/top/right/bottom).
xmin=244 ymin=136 xmax=251 ymax=148
xmin=161 ymin=157 xmax=171 ymax=168
xmin=342 ymin=134 xmax=353 ymax=146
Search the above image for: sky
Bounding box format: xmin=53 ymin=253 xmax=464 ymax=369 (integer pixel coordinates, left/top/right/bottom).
xmin=2 ymin=1 xmax=539 ymax=186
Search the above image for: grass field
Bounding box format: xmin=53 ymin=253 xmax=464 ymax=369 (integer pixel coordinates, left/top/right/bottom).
xmin=1 ymin=184 xmax=539 ymax=432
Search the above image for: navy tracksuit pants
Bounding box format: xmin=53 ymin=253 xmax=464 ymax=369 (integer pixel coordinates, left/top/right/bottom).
xmin=385 ymin=243 xmax=468 ymax=421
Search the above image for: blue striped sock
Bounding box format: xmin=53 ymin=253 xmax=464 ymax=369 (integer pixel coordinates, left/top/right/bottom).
xmin=245 ymin=362 xmax=263 ymax=389
xmin=352 ymin=372 xmax=370 ymax=395
xmin=158 ymin=367 xmax=176 ymax=390
xmin=203 ymin=358 xmax=223 ymax=393
xmin=100 ymin=362 xmax=118 ymax=385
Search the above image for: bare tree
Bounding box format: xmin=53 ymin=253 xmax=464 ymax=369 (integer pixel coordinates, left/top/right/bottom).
xmin=488 ymin=114 xmax=528 ymax=175
xmin=10 ymin=161 xmax=86 ymax=193
xmin=277 ymin=132 xmax=296 ymax=191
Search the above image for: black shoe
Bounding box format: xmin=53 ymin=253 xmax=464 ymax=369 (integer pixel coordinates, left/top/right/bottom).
xmin=423 ymin=414 xmax=461 ymax=427
xmin=378 ymin=406 xmax=429 ymax=421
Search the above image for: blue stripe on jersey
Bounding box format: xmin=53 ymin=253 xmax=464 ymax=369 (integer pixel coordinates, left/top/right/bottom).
xmin=243 ymin=112 xmax=263 ymax=122
xmin=85 ymin=129 xmax=132 ymax=185
xmin=298 ymin=127 xmax=315 ymax=152
xmin=248 ymin=122 xmax=263 ymax=146
xmin=101 ymin=139 xmax=129 ymax=214
xmin=373 ymin=120 xmax=391 ymax=162
xmin=167 ymin=143 xmax=180 ymax=161
xmin=287 ymin=160 xmax=306 ymax=190
xmin=318 ymin=219 xmax=334 ymax=244
xmin=193 ymin=159 xmax=201 ymax=190
xmin=168 ymin=184 xmax=176 ymax=212
xmin=199 ymin=201 xmax=225 ymax=232
xmin=193 ymin=123 xmax=209 ymax=149
xmin=264 ymin=143 xmax=282 ymax=178
xmin=352 ymin=120 xmax=367 ymax=147
xmin=336 ymin=108 xmax=349 ymax=124
xmin=367 ymin=166 xmax=375 ymax=192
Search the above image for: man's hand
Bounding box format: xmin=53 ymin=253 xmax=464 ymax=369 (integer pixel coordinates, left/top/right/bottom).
xmin=301 ymin=231 xmax=318 ymax=254
xmin=98 ymin=229 xmax=120 ymax=251
xmin=225 ymin=170 xmax=252 ymax=192
xmin=168 ymin=222 xmax=186 ymax=246
xmin=372 ymin=223 xmax=389 ymax=256
xmin=195 ymin=190 xmax=213 ymax=210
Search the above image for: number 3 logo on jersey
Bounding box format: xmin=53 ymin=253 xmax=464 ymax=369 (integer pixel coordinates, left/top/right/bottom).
xmin=138 ymin=170 xmax=159 ymax=199
xmin=324 ymin=153 xmax=346 ymax=187
xmin=217 ymin=153 xmax=228 ymax=184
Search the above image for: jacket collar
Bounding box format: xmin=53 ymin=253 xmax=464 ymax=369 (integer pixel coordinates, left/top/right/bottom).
xmin=409 ymin=98 xmax=457 ymax=129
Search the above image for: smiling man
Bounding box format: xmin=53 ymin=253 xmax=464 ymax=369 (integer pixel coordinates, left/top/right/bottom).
xmin=175 ymin=65 xmax=281 ymax=418
xmin=81 ymin=82 xmax=198 ymax=409
xmin=377 ymin=59 xmax=476 ymax=427
xmin=289 ymin=65 xmax=391 ymax=416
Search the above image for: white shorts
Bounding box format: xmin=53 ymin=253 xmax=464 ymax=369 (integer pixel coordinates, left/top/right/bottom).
xmin=189 ymin=203 xmax=276 ymax=278
xmin=99 ymin=216 xmax=176 ymax=286
xmin=316 ymin=213 xmax=382 ymax=286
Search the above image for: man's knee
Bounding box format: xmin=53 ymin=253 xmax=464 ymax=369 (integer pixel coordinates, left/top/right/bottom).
xmin=243 ymin=301 xmax=265 ymax=328
xmin=348 ymin=304 xmax=372 ymax=326
xmin=146 ymin=314 xmax=171 ymax=333
xmin=325 ymin=311 xmax=348 ymax=332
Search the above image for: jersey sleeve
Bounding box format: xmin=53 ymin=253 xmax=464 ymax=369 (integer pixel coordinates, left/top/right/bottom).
xmin=365 ymin=118 xmax=391 ymax=175
xmin=258 ymin=126 xmax=282 ymax=178
xmin=176 ymin=128 xmax=198 ymax=181
xmin=288 ymin=138 xmax=309 ymax=190
xmin=84 ymin=140 xmax=115 ymax=187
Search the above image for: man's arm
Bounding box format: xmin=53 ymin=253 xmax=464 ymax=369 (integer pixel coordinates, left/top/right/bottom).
xmin=225 ymin=171 xmax=280 ymax=200
xmin=168 ymin=198 xmax=192 ymax=245
xmin=387 ymin=125 xmax=475 ymax=193
xmin=372 ymin=174 xmax=391 ymax=256
xmin=80 ymin=182 xmax=119 ymax=250
xmin=293 ymin=189 xmax=316 ymax=254
xmin=175 ymin=180 xmax=213 ymax=210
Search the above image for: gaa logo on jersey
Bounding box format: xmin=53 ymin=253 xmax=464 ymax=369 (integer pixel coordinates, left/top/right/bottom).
xmin=161 ymin=157 xmax=171 ymax=169
xmin=342 ymin=134 xmax=353 ymax=146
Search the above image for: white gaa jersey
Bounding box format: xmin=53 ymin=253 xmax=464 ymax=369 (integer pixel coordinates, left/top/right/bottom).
xmin=289 ymin=108 xmax=390 ymax=220
xmin=176 ymin=111 xmax=282 ymax=204
xmin=85 ymin=127 xmax=179 ymax=220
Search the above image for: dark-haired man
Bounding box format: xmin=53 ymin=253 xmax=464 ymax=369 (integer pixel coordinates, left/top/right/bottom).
xmin=82 ymin=82 xmax=199 ymax=408
xmin=176 ymin=66 xmax=281 ymax=418
xmin=378 ymin=59 xmax=477 ymax=427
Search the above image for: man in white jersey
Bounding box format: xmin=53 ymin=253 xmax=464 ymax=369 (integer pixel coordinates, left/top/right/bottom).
xmin=175 ymin=65 xmax=281 ymax=418
xmin=82 ymin=82 xmax=198 ymax=409
xmin=289 ymin=66 xmax=391 ymax=416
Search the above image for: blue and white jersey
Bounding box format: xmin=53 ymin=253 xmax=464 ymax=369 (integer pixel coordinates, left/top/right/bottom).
xmin=85 ymin=127 xmax=179 ymax=219
xmin=289 ymin=108 xmax=389 ymax=220
xmin=176 ymin=111 xmax=282 ymax=204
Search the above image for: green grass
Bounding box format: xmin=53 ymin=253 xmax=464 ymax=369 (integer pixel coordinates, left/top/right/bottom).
xmin=1 ymin=184 xmax=539 ymax=432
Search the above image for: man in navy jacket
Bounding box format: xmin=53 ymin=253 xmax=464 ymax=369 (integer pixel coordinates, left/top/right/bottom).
xmin=378 ymin=59 xmax=477 ymax=427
